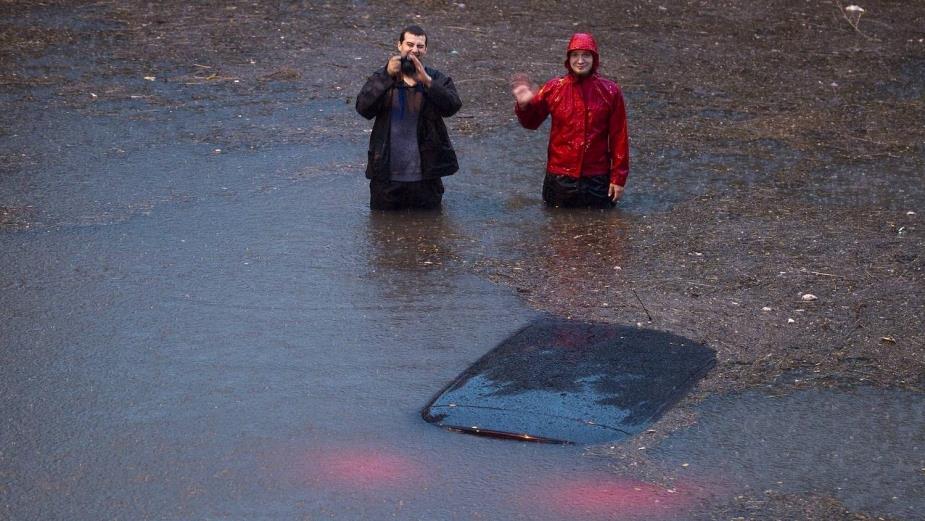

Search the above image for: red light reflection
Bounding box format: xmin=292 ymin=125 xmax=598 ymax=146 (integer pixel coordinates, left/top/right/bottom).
xmin=299 ymin=446 xmax=423 ymax=491
xmin=523 ymin=475 xmax=701 ymax=520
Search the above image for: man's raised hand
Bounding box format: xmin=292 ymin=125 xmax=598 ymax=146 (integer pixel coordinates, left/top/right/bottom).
xmin=408 ymin=53 xmax=432 ymax=88
xmin=387 ymin=55 xmax=402 ymax=77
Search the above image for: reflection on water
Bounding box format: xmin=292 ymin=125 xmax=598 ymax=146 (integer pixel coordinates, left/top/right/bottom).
xmin=519 ymin=472 xmax=716 ymax=521
xmin=364 ymin=208 xmax=461 ymax=273
xmin=295 ymin=444 xmax=426 ymax=491
xmin=534 ymin=206 xmax=631 ymax=279
xmin=262 ymin=436 xmax=717 ymax=521
xmin=360 ymin=209 xmax=470 ymax=316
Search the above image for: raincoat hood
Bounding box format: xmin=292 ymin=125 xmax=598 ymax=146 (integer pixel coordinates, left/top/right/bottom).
xmin=564 ymin=33 xmax=600 ymax=76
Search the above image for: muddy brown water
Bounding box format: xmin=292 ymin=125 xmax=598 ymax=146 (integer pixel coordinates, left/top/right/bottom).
xmin=2 ymin=2 xmax=924 ymax=520
xmin=2 ymin=98 xmax=922 ymax=520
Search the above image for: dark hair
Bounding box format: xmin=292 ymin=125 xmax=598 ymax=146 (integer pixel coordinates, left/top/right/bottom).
xmin=398 ymin=25 xmax=427 ymax=46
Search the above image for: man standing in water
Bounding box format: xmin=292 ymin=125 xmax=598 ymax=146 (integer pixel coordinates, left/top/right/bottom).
xmin=511 ymin=33 xmax=629 ymax=207
xmin=356 ymin=25 xmax=462 ymax=210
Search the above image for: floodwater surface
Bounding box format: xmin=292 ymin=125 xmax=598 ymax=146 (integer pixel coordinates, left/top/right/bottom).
xmin=3 ymin=98 xmax=922 ymax=521
xmin=2 ymin=19 xmax=923 ymax=517
xmin=0 ymin=110 xmax=711 ymax=520
xmin=0 ymin=98 xmax=712 ymax=520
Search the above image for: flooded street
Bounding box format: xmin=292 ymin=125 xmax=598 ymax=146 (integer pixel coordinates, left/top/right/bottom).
xmin=4 ymin=87 xmax=923 ymax=521
xmin=2 ymin=1 xmax=924 ymax=519
xmin=0 ymin=99 xmax=701 ymax=520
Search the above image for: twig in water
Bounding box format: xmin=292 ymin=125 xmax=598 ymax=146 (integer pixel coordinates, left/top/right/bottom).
xmin=632 ymin=289 xmax=653 ymax=322
xmin=802 ymin=269 xmax=846 ymax=279
xmin=833 ymin=1 xmax=879 ymax=41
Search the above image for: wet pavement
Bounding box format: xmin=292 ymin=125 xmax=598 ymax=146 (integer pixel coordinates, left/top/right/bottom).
xmin=2 ymin=2 xmax=925 ymax=520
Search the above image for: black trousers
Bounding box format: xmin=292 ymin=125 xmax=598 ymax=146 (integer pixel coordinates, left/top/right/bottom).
xmin=370 ymin=178 xmax=444 ymax=210
xmin=542 ymin=173 xmax=615 ymax=208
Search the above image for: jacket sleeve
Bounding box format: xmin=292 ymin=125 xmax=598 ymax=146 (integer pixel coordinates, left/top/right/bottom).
xmin=356 ymin=67 xmax=394 ymax=120
xmin=424 ymin=69 xmax=462 ymax=118
xmin=514 ymin=79 xmax=553 ymax=130
xmin=609 ymin=87 xmax=629 ymax=186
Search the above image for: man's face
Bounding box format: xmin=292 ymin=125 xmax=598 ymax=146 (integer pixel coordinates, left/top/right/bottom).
xmin=397 ymin=33 xmax=427 ymax=60
xmin=569 ymin=50 xmax=594 ymax=76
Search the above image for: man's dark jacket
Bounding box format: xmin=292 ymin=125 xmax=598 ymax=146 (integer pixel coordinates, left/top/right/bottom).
xmin=355 ymin=66 xmax=462 ymax=180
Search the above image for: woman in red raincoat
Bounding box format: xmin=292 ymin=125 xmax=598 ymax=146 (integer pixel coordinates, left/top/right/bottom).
xmin=512 ymin=33 xmax=629 ymax=207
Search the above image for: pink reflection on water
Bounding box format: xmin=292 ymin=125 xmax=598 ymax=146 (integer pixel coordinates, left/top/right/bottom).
xmin=298 ymin=445 xmax=423 ymax=491
xmin=521 ymin=474 xmax=705 ymax=520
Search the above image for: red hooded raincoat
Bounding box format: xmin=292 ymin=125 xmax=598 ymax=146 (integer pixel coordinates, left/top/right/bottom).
xmin=515 ymin=33 xmax=629 ymax=187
